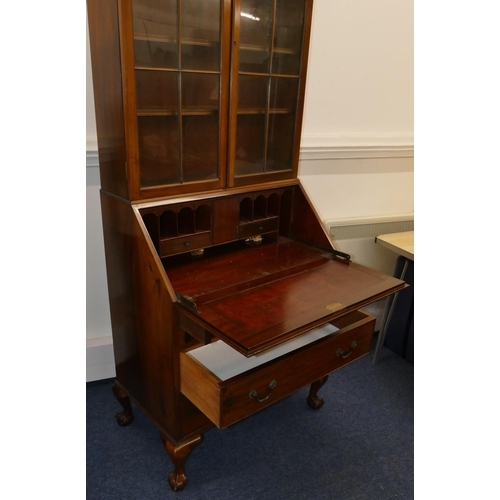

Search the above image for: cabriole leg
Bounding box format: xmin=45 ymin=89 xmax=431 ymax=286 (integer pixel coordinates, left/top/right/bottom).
xmin=111 ymin=382 xmax=135 ymax=426
xmin=162 ymin=434 xmax=203 ymax=492
xmin=306 ymin=375 xmax=329 ymax=409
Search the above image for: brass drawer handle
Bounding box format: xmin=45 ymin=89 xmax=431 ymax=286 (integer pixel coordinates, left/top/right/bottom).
xmin=249 ymin=380 xmax=277 ymax=403
xmin=336 ymin=341 xmax=357 ymax=359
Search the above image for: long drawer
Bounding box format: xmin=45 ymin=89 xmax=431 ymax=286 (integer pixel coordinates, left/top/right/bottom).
xmin=180 ymin=310 xmax=375 ymax=429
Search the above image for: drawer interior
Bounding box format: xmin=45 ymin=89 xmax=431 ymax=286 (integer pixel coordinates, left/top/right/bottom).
xmin=185 ymin=322 xmax=339 ymax=381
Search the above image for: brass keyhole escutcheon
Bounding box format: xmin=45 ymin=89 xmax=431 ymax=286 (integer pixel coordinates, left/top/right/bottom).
xmin=326 ymin=302 xmax=344 ymax=312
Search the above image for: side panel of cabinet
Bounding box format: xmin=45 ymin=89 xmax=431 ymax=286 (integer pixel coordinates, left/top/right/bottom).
xmin=87 ymin=0 xmax=129 ymax=200
xmin=290 ymin=182 xmax=335 ymax=251
xmin=100 ymin=191 xmax=212 ymax=441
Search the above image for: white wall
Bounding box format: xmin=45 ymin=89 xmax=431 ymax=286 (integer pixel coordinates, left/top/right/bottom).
xmin=86 ymin=0 xmax=414 ymax=380
xmin=86 ymin=19 xmax=97 ymax=151
xmin=302 ymin=0 xmax=413 ymax=141
xmin=298 ymin=0 xmax=413 ymax=221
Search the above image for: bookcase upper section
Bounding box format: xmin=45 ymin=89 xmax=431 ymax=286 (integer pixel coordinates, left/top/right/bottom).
xmin=87 ymin=0 xmax=313 ymax=201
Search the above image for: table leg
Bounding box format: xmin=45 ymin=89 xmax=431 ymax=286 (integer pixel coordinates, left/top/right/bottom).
xmin=306 ymin=375 xmax=329 ymax=409
xmin=372 ymin=258 xmax=409 ymax=365
xmin=162 ymin=434 xmax=203 ymax=492
xmin=112 ymin=381 xmax=135 ymax=426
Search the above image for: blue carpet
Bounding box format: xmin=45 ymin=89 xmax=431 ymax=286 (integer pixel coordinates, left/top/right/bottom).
xmin=87 ymin=346 xmax=413 ymax=499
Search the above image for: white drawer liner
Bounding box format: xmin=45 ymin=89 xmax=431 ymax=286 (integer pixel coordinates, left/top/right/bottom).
xmin=186 ymin=323 xmax=339 ymax=381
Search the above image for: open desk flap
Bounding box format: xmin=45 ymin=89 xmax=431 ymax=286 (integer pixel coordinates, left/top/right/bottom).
xmin=167 ymin=238 xmax=405 ymax=356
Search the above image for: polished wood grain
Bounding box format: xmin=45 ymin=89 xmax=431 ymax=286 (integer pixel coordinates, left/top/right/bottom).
xmin=166 ymin=237 xmax=326 ymax=297
xmin=168 ymin=237 xmax=404 ymax=355
xmin=212 ymin=196 xmax=240 ymax=244
xmin=291 ymin=183 xmax=334 ymax=250
xmin=159 ymin=231 xmax=212 ymax=257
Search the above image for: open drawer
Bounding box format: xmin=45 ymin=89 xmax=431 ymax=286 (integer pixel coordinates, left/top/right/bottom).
xmin=180 ymin=310 xmax=375 ymax=429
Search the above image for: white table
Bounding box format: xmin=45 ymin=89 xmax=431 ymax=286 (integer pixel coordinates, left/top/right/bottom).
xmin=373 ymin=231 xmax=414 ymax=364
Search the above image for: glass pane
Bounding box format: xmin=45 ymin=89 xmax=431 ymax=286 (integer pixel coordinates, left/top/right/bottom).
xmin=135 ymin=70 xmax=178 ymax=113
xmin=269 ymin=76 xmax=298 ymax=112
xmin=237 ymin=74 xmax=268 ymax=112
xmin=272 ymin=0 xmax=306 ymax=75
xmin=234 ymin=74 xmax=268 ymax=176
xmin=181 ymin=73 xmax=220 ymax=113
xmin=180 ymin=73 xmax=220 ymax=182
xmin=266 ymin=114 xmax=295 ymax=171
xmin=133 ymin=0 xmax=179 ymax=69
xmin=239 ymin=0 xmax=273 ymax=73
xmin=182 ymin=115 xmax=219 ymax=182
xmin=181 ymin=0 xmax=221 ymax=71
xmin=235 ymin=115 xmax=266 ymax=176
xmin=266 ymin=77 xmax=299 ymax=172
xmin=138 ymin=116 xmax=180 ymax=186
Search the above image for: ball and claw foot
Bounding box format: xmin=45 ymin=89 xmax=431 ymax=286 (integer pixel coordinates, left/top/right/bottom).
xmin=112 ymin=382 xmax=135 ymax=426
xmin=168 ymin=471 xmax=188 ymax=492
xmin=115 ymin=411 xmax=135 ymax=427
xmin=306 ymin=375 xmax=329 ymax=410
xmin=163 ymin=434 xmax=203 ymax=492
xmin=306 ymin=394 xmax=325 ymax=409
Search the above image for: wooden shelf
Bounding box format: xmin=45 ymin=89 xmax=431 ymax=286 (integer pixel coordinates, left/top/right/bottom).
xmin=135 ymin=33 xmax=175 ymax=44
xmin=182 ymin=107 xmax=219 ymax=116
xmin=237 ymin=108 xmax=293 ymax=115
xmin=137 ymin=107 xmax=218 ymax=117
xmin=135 ymin=34 xmax=219 ymax=48
xmin=135 ymin=66 xmax=220 ymax=75
xmin=137 ymin=108 xmax=177 ymax=117
xmin=240 ymin=43 xmax=296 ymax=55
xmin=238 ymin=71 xmax=300 ymax=78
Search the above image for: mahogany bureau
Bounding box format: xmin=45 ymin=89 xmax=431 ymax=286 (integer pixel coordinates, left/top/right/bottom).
xmin=87 ymin=0 xmax=405 ymax=491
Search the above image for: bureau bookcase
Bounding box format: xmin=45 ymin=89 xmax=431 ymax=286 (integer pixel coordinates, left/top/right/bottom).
xmin=88 ymin=0 xmax=405 ymax=491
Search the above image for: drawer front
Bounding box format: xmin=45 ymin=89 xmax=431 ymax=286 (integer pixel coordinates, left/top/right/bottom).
xmin=180 ymin=312 xmax=375 ymax=428
xmin=160 ymin=232 xmax=211 ymax=257
xmin=237 ymin=217 xmax=279 ymax=239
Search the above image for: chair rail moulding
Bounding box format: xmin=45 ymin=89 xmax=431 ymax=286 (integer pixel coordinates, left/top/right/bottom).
xmin=86 ymin=134 xmax=414 ymax=167
xmin=86 ymin=138 xmax=99 ymax=168
xmin=87 ymin=150 xmax=99 ymax=168
xmin=299 ymin=133 xmax=414 ymax=161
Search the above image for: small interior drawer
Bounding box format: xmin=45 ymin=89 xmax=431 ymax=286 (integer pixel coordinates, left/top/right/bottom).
xmin=160 ymin=232 xmax=211 ymax=257
xmin=237 ymin=217 xmax=279 ymax=239
xmin=180 ymin=310 xmax=375 ymax=428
